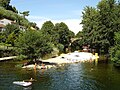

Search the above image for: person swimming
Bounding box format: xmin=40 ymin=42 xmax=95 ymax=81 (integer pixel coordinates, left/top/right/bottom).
xmin=41 ymin=63 xmax=46 ymax=69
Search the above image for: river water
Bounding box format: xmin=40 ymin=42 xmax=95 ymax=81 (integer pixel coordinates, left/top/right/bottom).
xmin=0 ymin=61 xmax=120 ymax=90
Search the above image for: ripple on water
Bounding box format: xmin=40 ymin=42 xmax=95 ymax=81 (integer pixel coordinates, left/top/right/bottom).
xmin=0 ymin=61 xmax=119 ymax=90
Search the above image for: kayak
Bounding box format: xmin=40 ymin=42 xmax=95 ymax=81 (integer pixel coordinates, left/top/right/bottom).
xmin=13 ymin=81 xmax=32 ymax=87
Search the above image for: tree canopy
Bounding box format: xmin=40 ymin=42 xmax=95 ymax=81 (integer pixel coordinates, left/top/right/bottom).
xmin=0 ymin=0 xmax=18 ymax=13
xmin=20 ymin=11 xmax=30 ymax=18
xmin=80 ymin=0 xmax=120 ymax=54
xmin=110 ymin=32 xmax=120 ymax=67
xmin=41 ymin=21 xmax=75 ymax=53
xmin=76 ymin=0 xmax=120 ymax=66
xmin=4 ymin=24 xmax=20 ymax=46
xmin=53 ymin=22 xmax=75 ymax=52
xmin=0 ymin=0 xmax=10 ymax=9
xmin=15 ymin=30 xmax=53 ymax=60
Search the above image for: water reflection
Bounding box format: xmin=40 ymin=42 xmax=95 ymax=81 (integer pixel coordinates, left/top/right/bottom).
xmin=23 ymin=86 xmax=32 ymax=90
xmin=48 ymin=63 xmax=101 ymax=90
xmin=0 ymin=61 xmax=120 ymax=90
xmin=12 ymin=85 xmax=32 ymax=90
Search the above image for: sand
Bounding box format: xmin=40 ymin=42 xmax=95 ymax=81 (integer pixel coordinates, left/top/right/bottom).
xmin=22 ymin=52 xmax=99 ymax=69
xmin=41 ymin=52 xmax=98 ymax=64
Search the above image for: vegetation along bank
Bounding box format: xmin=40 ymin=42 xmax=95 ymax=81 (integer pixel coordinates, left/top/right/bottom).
xmin=1 ymin=0 xmax=120 ymax=67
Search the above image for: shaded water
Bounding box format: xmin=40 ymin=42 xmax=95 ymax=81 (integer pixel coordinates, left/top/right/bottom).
xmin=0 ymin=61 xmax=120 ymax=90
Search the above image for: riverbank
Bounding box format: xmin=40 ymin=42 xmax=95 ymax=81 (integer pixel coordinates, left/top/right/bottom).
xmin=0 ymin=56 xmax=17 ymax=61
xmin=41 ymin=52 xmax=98 ymax=63
xmin=22 ymin=52 xmax=98 ymax=69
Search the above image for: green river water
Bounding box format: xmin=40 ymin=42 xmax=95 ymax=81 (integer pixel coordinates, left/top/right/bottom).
xmin=0 ymin=60 xmax=120 ymax=90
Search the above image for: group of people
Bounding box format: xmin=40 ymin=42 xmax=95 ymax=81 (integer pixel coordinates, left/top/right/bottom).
xmin=34 ymin=63 xmax=46 ymax=70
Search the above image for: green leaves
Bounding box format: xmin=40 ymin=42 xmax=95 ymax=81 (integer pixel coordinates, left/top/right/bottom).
xmin=110 ymin=32 xmax=120 ymax=67
xmin=54 ymin=22 xmax=75 ymax=53
xmin=15 ymin=30 xmax=53 ymax=60
xmin=41 ymin=21 xmax=75 ymax=53
xmin=20 ymin=11 xmax=29 ymax=18
xmin=2 ymin=24 xmax=20 ymax=46
xmin=0 ymin=0 xmax=10 ymax=9
xmin=80 ymin=0 xmax=120 ymax=54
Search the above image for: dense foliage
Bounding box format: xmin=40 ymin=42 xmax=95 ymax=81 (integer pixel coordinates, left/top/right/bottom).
xmin=2 ymin=0 xmax=120 ymax=67
xmin=0 ymin=7 xmax=30 ymax=26
xmin=53 ymin=22 xmax=75 ymax=53
xmin=110 ymin=32 xmax=120 ymax=67
xmin=15 ymin=30 xmax=53 ymax=60
xmin=0 ymin=0 xmax=18 ymax=13
xmin=78 ymin=0 xmax=120 ymax=54
xmin=75 ymin=0 xmax=120 ymax=66
xmin=4 ymin=24 xmax=20 ymax=45
xmin=41 ymin=21 xmax=75 ymax=53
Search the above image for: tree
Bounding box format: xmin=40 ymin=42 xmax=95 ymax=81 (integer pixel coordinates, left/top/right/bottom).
xmin=110 ymin=32 xmax=120 ymax=67
xmin=29 ymin=22 xmax=39 ymax=30
xmin=41 ymin=21 xmax=54 ymax=34
xmin=7 ymin=6 xmax=18 ymax=13
xmin=81 ymin=0 xmax=119 ymax=54
xmin=76 ymin=31 xmax=83 ymax=38
xmin=97 ymin=0 xmax=117 ymax=53
xmin=3 ymin=24 xmax=20 ymax=46
xmin=15 ymin=30 xmax=53 ymax=60
xmin=0 ymin=0 xmax=17 ymax=13
xmin=71 ymin=39 xmax=84 ymax=52
xmin=40 ymin=21 xmax=57 ymax=44
xmin=0 ymin=7 xmax=30 ymax=26
xmin=40 ymin=21 xmax=75 ymax=53
xmin=20 ymin=11 xmax=29 ymax=18
xmin=0 ymin=0 xmax=10 ymax=9
xmin=54 ymin=22 xmax=75 ymax=53
xmin=81 ymin=6 xmax=100 ymax=52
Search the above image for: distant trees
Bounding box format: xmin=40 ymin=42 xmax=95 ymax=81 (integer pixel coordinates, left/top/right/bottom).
xmin=41 ymin=21 xmax=75 ymax=53
xmin=72 ymin=31 xmax=84 ymax=51
xmin=41 ymin=21 xmax=54 ymax=37
xmin=71 ymin=39 xmax=84 ymax=52
xmin=54 ymin=22 xmax=75 ymax=52
xmin=20 ymin=11 xmax=29 ymax=18
xmin=75 ymin=31 xmax=83 ymax=38
xmin=41 ymin=21 xmax=57 ymax=44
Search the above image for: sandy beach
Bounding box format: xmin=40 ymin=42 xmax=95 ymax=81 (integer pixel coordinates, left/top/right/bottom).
xmin=22 ymin=52 xmax=99 ymax=69
xmin=41 ymin=52 xmax=98 ymax=64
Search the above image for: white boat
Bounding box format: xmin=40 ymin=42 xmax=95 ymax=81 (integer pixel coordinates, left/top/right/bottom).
xmin=13 ymin=81 xmax=32 ymax=87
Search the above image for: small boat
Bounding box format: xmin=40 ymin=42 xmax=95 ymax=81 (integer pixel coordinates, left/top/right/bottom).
xmin=13 ymin=81 xmax=32 ymax=87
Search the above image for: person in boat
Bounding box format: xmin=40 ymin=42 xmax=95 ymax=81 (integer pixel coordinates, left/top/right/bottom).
xmin=26 ymin=78 xmax=36 ymax=82
xmin=29 ymin=78 xmax=33 ymax=81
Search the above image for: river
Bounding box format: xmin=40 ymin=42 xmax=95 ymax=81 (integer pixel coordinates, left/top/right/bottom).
xmin=0 ymin=60 xmax=120 ymax=90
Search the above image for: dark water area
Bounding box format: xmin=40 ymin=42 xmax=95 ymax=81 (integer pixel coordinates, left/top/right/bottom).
xmin=0 ymin=60 xmax=120 ymax=90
